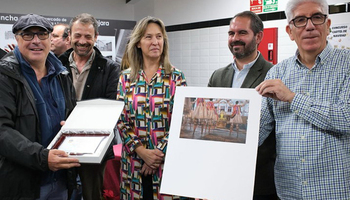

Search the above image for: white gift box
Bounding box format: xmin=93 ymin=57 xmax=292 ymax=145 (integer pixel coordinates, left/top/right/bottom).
xmin=47 ymin=98 xmax=124 ymax=163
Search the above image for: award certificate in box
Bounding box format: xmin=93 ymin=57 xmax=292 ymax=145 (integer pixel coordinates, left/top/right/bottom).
xmin=160 ymin=87 xmax=262 ymax=200
xmin=47 ymin=98 xmax=124 ymax=163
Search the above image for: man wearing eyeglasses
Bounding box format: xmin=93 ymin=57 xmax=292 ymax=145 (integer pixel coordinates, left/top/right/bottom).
xmin=51 ymin=23 xmax=71 ymax=57
xmin=0 ymin=13 xmax=81 ymax=199
xmin=256 ymin=0 xmax=350 ymax=199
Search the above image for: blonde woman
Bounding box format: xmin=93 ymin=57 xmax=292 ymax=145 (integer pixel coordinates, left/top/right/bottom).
xmin=116 ymin=16 xmax=192 ymax=200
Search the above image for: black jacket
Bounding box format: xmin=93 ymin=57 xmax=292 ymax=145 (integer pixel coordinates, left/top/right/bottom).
xmin=0 ymin=52 xmax=76 ymax=199
xmin=59 ymin=47 xmax=121 ymax=160
xmin=59 ymin=47 xmax=120 ymax=100
xmin=0 ymin=48 xmax=6 ymax=59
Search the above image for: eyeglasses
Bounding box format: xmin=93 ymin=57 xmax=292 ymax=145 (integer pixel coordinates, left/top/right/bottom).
xmin=16 ymin=31 xmax=50 ymax=41
xmin=290 ymin=14 xmax=327 ymax=28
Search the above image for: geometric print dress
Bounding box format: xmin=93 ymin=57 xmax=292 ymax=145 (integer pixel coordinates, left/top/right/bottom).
xmin=116 ymin=65 xmax=192 ymax=200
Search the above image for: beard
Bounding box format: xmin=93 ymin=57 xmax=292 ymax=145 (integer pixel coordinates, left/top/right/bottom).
xmin=72 ymin=42 xmax=93 ymax=57
xmin=229 ymin=39 xmax=257 ymax=59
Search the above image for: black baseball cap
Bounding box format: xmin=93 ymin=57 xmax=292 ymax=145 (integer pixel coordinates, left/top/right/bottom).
xmin=12 ymin=13 xmax=53 ymax=34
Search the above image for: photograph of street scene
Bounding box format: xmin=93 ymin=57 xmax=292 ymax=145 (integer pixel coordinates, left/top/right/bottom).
xmin=180 ymin=97 xmax=250 ymax=144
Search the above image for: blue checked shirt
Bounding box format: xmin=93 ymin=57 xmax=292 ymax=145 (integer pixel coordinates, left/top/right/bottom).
xmin=259 ymin=43 xmax=350 ymax=200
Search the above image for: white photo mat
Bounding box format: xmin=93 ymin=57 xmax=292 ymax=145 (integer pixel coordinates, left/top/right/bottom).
xmin=58 ymin=135 xmax=107 ymax=155
xmin=160 ymin=87 xmax=262 ymax=200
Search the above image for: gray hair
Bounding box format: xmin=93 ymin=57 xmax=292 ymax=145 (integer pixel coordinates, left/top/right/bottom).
xmin=285 ymin=0 xmax=329 ymax=23
xmin=69 ymin=13 xmax=99 ymax=36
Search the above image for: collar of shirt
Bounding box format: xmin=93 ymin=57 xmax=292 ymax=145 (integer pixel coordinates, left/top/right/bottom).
xmin=68 ymin=49 xmax=96 ymax=73
xmin=294 ymin=42 xmax=332 ymax=70
xmin=139 ymin=65 xmax=164 ymax=83
xmin=231 ymin=51 xmax=260 ymax=88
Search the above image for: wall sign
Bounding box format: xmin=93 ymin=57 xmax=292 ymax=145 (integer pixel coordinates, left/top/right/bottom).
xmin=0 ymin=12 xmax=136 ymax=62
xmin=250 ymin=0 xmax=278 ymax=14
xmin=328 ymin=23 xmax=350 ymax=49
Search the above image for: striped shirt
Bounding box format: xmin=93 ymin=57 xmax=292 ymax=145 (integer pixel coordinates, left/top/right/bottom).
xmin=259 ymin=43 xmax=350 ymax=200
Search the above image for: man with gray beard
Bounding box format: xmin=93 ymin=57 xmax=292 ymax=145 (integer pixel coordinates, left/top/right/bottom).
xmin=208 ymin=11 xmax=277 ymax=200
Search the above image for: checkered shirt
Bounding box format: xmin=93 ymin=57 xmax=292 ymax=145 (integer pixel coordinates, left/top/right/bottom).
xmin=259 ymin=43 xmax=350 ymax=200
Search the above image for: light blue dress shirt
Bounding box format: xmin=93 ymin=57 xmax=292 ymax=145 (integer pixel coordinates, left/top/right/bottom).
xmin=259 ymin=43 xmax=350 ymax=199
xmin=231 ymin=52 xmax=260 ymax=88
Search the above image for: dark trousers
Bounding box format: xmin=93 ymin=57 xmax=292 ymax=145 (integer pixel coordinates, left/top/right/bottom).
xmin=253 ymin=194 xmax=279 ymax=200
xmin=78 ymin=161 xmax=107 ymax=200
xmin=141 ymin=174 xmax=153 ymax=200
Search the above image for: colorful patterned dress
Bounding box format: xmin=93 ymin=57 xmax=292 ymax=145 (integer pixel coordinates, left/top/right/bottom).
xmin=230 ymin=104 xmax=243 ymax=124
xmin=116 ymin=65 xmax=191 ymax=200
xmin=206 ymin=101 xmax=218 ymax=121
xmin=192 ymin=98 xmax=207 ymax=120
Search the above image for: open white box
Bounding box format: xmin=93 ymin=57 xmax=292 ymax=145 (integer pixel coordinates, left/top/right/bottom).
xmin=47 ymin=98 xmax=124 ymax=163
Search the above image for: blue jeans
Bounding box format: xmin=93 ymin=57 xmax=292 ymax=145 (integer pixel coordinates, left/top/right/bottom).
xmin=36 ymin=179 xmax=67 ymax=200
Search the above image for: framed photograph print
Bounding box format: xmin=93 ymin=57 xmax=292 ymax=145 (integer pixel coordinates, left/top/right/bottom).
xmin=160 ymin=87 xmax=262 ymax=200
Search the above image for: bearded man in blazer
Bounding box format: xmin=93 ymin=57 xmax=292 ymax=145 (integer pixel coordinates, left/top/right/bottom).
xmin=208 ymin=11 xmax=277 ymax=200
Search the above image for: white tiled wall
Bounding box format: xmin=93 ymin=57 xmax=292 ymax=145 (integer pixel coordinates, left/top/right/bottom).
xmin=168 ymin=19 xmax=298 ymax=87
xmin=168 ymin=26 xmax=233 ymax=87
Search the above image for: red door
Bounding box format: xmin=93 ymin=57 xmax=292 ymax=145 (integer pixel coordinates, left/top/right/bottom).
xmin=258 ymin=27 xmax=278 ymax=65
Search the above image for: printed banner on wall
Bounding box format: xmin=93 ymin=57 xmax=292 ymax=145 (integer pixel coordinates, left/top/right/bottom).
xmin=0 ymin=13 xmax=136 ymax=62
xmin=327 ymin=23 xmax=350 ymax=50
xmin=250 ymin=0 xmax=278 ymax=14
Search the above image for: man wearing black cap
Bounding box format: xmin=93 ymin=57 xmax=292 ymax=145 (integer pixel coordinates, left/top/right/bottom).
xmin=0 ymin=13 xmax=80 ymax=199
